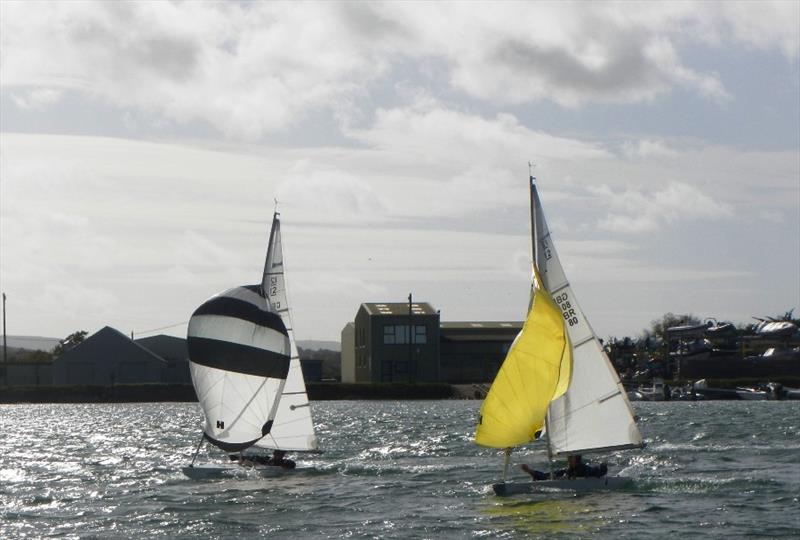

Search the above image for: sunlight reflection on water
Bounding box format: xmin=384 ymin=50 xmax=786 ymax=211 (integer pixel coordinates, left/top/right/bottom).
xmin=0 ymin=401 xmax=798 ymax=538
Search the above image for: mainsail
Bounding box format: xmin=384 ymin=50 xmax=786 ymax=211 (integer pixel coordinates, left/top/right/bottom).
xmin=253 ymin=214 xmax=319 ymax=452
xmin=531 ymin=177 xmax=643 ymax=456
xmin=475 ymin=266 xmax=572 ymax=448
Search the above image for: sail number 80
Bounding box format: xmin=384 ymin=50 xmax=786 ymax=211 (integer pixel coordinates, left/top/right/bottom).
xmin=554 ymin=293 xmax=579 ymax=326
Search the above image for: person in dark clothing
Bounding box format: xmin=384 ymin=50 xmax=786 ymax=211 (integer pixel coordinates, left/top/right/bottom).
xmin=267 ymin=450 xmax=296 ymax=469
xmin=231 ymin=450 xmax=296 ymax=469
xmin=521 ymin=454 xmax=607 ymax=480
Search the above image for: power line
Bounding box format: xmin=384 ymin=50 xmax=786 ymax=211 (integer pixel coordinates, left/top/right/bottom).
xmin=133 ymin=321 xmax=189 ymax=337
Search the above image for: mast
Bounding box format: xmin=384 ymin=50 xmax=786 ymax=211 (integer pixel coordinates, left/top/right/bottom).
xmin=529 ymin=163 xmax=538 ymax=268
xmin=530 ymin=166 xmax=558 ymax=468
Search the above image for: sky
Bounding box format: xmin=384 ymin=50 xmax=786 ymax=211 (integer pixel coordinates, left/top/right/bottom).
xmin=1 ymin=1 xmax=798 ymax=344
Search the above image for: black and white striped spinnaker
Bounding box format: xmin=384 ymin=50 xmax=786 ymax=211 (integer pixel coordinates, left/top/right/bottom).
xmin=186 ymin=212 xmax=316 ymax=453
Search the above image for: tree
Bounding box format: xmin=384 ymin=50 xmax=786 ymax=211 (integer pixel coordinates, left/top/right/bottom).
xmin=53 ymin=330 xmax=88 ymax=357
xmin=644 ymin=313 xmax=702 ymax=341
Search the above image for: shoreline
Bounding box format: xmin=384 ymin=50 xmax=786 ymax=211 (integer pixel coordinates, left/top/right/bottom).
xmin=2 ymin=378 xmax=799 ymax=403
xmin=0 ymin=382 xmax=457 ymax=403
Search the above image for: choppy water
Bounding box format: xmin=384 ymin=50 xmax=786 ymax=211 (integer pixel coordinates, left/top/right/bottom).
xmin=1 ymin=401 xmax=798 ymax=539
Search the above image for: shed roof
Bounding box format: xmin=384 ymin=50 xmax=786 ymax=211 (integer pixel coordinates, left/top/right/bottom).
xmin=440 ymin=321 xmax=522 ymax=330
xmin=58 ymin=326 xmax=167 ymax=364
xmin=440 ymin=321 xmax=522 ymax=341
xmin=135 ymin=334 xmax=188 ymax=360
xmin=361 ymin=302 xmax=438 ymax=316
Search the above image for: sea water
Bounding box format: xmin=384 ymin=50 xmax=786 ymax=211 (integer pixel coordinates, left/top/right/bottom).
xmin=1 ymin=401 xmax=798 ymax=539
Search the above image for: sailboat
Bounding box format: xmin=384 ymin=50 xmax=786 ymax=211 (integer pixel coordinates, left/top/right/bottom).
xmin=182 ymin=211 xmax=319 ymax=478
xmin=475 ymin=173 xmax=643 ymax=496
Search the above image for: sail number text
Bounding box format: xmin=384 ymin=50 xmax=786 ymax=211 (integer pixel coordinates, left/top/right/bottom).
xmin=268 ymin=276 xmax=281 ymax=309
xmin=554 ymin=293 xmax=578 ymax=326
xmin=540 ymin=239 xmax=553 ymax=261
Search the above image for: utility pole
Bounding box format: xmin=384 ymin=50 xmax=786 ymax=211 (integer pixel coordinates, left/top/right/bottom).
xmin=2 ymin=293 xmax=7 ymax=386
xmin=408 ymin=292 xmax=414 ymax=383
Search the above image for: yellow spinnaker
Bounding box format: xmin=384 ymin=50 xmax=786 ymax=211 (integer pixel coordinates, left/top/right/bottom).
xmin=475 ymin=266 xmax=572 ymax=448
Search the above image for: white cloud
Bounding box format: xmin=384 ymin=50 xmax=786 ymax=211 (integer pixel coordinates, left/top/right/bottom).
xmin=718 ymin=1 xmax=800 ymax=59
xmin=10 ymin=88 xmax=63 ymax=110
xmin=2 ymin=1 xmax=796 ymax=140
xmin=348 ymin=106 xmax=609 ymax=162
xmin=622 ymin=139 xmax=680 ymax=160
xmin=276 ymin=162 xmax=390 ymax=224
xmin=591 ymin=181 xmax=734 ymax=233
xmin=1 ymin=128 xmax=797 ymax=340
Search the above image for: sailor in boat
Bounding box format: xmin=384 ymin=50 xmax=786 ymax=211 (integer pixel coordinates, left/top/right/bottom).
xmin=520 ymin=455 xmax=607 ymax=481
xmin=232 ymin=450 xmax=297 ymax=469
xmin=267 ymin=450 xmax=296 ymax=469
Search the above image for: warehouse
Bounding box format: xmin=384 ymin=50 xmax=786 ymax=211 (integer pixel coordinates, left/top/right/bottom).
xmin=53 ymin=326 xmax=167 ymax=385
xmin=439 ymin=321 xmax=521 ymax=383
xmin=134 ymin=334 xmax=192 ymax=384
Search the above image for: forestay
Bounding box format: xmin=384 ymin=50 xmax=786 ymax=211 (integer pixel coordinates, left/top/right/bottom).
xmin=531 ymin=178 xmax=643 ymax=456
xmin=253 ymin=215 xmax=319 ymax=452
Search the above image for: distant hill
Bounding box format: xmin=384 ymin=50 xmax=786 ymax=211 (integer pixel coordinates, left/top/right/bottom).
xmin=297 ymin=340 xmax=340 ymax=352
xmin=4 ymin=335 xmax=339 ymax=354
xmin=4 ymin=335 xmax=60 ymax=352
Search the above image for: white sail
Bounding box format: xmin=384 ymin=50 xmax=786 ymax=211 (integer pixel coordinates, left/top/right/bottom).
xmin=253 ymin=214 xmax=319 ymax=452
xmin=187 ymin=284 xmax=290 ymax=452
xmin=531 ymin=177 xmax=643 ymax=456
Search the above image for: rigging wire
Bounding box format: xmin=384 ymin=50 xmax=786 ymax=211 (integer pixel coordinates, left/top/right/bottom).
xmin=133 ymin=321 xmax=189 ymax=338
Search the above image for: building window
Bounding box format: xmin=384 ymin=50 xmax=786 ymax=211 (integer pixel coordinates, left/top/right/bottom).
xmin=414 ymin=325 xmax=427 ymax=344
xmin=395 ymin=325 xmax=407 ymax=343
xmin=382 ymin=325 xmax=427 ymax=345
xmin=383 ymin=325 xmax=396 ymax=344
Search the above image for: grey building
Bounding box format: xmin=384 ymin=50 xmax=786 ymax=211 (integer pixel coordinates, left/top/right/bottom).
xmin=440 ymin=322 xmax=522 ymax=383
xmin=354 ymin=302 xmax=440 ymax=382
xmin=5 ymin=362 xmax=53 ymax=386
xmin=53 ymin=326 xmax=167 ymax=385
xmin=340 ymin=322 xmax=356 ymax=383
xmin=135 ymin=334 xmax=191 ymax=384
xmin=343 ymin=303 xmax=522 ymax=384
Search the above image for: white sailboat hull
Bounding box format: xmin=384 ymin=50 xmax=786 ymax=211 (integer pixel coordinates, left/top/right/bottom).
xmin=181 ymin=463 xmax=292 ymax=480
xmin=735 ymin=390 xmax=769 ymax=400
xmin=493 ymin=476 xmax=632 ymax=496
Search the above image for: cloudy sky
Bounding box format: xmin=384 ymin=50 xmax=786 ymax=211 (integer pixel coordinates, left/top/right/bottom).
xmin=1 ymin=1 xmax=798 ymax=344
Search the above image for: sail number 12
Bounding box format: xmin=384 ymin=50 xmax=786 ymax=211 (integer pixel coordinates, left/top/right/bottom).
xmin=268 ymin=276 xmax=281 ymax=309
xmin=554 ymin=292 xmax=579 ymax=326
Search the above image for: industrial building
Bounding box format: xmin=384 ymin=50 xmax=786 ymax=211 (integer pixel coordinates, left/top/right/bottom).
xmin=53 ymin=326 xmax=168 ymax=385
xmin=49 ymin=326 xmax=321 ymax=387
xmin=343 ymin=302 xmax=521 ymax=384
xmin=440 ymin=322 xmax=521 ymax=383
xmin=134 ymin=334 xmax=192 ymax=384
